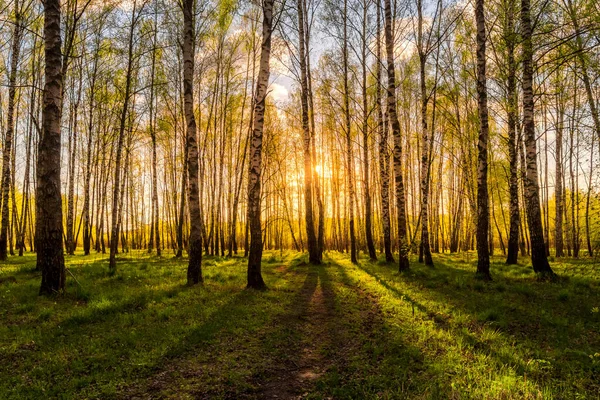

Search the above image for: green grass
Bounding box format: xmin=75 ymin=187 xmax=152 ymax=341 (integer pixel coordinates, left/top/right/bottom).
xmin=0 ymin=250 xmax=599 ymax=399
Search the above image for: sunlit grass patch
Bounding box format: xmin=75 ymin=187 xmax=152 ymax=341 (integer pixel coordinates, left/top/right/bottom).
xmin=0 ymin=250 xmax=598 ymax=398
xmin=0 ymin=250 xmax=302 ymax=398
xmin=322 ymin=251 xmax=600 ymax=398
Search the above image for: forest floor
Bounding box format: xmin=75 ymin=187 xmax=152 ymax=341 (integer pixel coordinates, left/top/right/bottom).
xmin=0 ymin=250 xmax=599 ymax=399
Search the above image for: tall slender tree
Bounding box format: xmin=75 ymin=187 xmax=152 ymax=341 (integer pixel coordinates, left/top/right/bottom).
xmin=555 ymin=72 xmax=565 ymax=257
xmin=376 ymin=0 xmax=394 ymax=262
xmin=384 ymin=0 xmax=409 ymax=271
xmin=83 ymin=25 xmax=101 ymax=256
xmin=109 ymin=0 xmax=141 ymax=272
xmin=19 ymin=35 xmax=39 ymax=257
xmin=521 ymin=0 xmax=555 ymax=277
xmin=247 ymin=0 xmax=275 ymax=290
xmin=183 ymin=0 xmax=203 ymax=285
xmin=66 ymin=59 xmax=83 ymax=255
xmin=343 ymin=0 xmax=358 ymax=264
xmin=298 ymin=0 xmax=320 ymax=264
xmin=38 ymin=0 xmax=66 ymax=294
xmin=475 ymin=0 xmax=491 ymax=279
xmin=0 ymin=0 xmax=24 ymax=261
xmin=148 ymin=2 xmax=161 ymax=257
xmin=416 ymin=0 xmax=433 ymax=266
xmin=362 ymin=0 xmax=377 ymax=261
xmin=504 ymin=0 xmax=520 ymax=264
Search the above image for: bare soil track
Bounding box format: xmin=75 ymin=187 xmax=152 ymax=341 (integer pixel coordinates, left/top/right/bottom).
xmin=255 ymin=263 xmax=385 ymax=399
xmin=123 ymin=261 xmax=386 ymax=399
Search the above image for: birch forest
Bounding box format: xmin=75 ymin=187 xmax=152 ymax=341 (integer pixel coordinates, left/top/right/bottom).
xmin=0 ymin=0 xmax=599 ymax=398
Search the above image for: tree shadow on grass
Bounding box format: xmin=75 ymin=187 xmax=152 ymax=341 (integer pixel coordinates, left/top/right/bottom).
xmin=0 ymin=257 xmax=38 ymax=278
xmin=350 ymin=258 xmax=599 ymax=396
xmin=245 ymin=264 xmax=320 ymax=398
xmin=321 ymin=260 xmax=457 ymax=398
xmin=5 ymin=256 xmax=288 ymax=394
xmin=379 ymin=257 xmax=597 ymax=335
xmin=356 ymin=262 xmax=528 ymax=365
xmin=169 ymin=263 xmax=367 ymax=399
xmin=59 ymin=284 xmax=190 ymax=328
xmin=117 ymin=265 xmax=302 ymax=399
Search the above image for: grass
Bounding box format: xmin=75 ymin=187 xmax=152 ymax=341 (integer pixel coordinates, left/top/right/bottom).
xmin=0 ymin=250 xmax=599 ymax=399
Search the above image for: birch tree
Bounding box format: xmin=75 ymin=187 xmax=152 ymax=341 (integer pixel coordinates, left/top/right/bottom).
xmin=247 ymin=0 xmax=275 ymax=290
xmin=38 ymin=0 xmax=66 ymax=294
xmin=475 ymin=0 xmax=491 ymax=279
xmin=384 ymin=0 xmax=409 ymax=271
xmin=182 ymin=0 xmax=203 ymax=284
xmin=521 ymin=0 xmax=555 ymax=277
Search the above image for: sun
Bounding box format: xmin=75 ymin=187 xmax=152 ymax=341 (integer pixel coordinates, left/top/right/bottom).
xmin=314 ymin=164 xmax=331 ymax=178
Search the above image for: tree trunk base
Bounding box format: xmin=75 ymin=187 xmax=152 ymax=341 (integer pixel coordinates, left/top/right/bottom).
xmin=475 ymin=270 xmax=492 ymax=281
xmin=398 ymin=256 xmax=410 ymax=272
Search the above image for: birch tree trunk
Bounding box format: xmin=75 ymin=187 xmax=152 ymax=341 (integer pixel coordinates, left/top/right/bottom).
xmin=555 ymin=76 xmax=565 ymax=257
xmin=362 ymin=0 xmax=377 ymax=261
xmin=247 ymin=0 xmax=274 ymax=290
xmin=475 ymin=0 xmax=491 ymax=279
xmin=66 ymin=65 xmax=83 ymax=255
xmin=109 ymin=1 xmax=139 ymax=273
xmin=183 ymin=0 xmax=203 ymax=285
xmin=229 ymin=19 xmax=256 ymax=257
xmin=176 ymin=145 xmax=188 ymax=258
xmin=0 ymin=0 xmax=23 ymax=261
xmin=148 ymin=4 xmax=161 ymax=257
xmin=38 ymin=0 xmax=66 ymax=294
xmin=521 ymin=0 xmax=555 ymax=277
xmin=585 ymin=131 xmax=594 ymax=256
xmin=298 ymin=0 xmax=320 ymax=264
xmin=417 ymin=0 xmax=433 ymax=266
xmin=344 ymin=0 xmax=358 ymax=264
xmin=20 ymin=44 xmax=38 ymax=256
xmin=83 ymin=30 xmax=100 ymax=256
xmin=377 ymin=0 xmax=394 ymax=262
xmin=504 ymin=0 xmax=520 ymax=264
xmin=305 ymin=12 xmax=325 ymax=260
xmin=384 ymin=0 xmax=409 ymax=271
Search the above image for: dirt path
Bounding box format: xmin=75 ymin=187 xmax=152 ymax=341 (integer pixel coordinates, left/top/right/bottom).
xmin=256 ymin=262 xmax=385 ymax=399
xmin=121 ymin=261 xmax=386 ymax=399
xmin=258 ymin=268 xmax=332 ymax=398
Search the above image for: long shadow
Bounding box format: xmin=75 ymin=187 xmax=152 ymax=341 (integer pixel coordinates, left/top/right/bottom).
xmin=61 ymin=285 xmax=186 ymax=328
xmin=6 ymin=259 xmax=295 ymax=398
xmin=159 ymin=290 xmax=264 ymax=360
xmin=16 ymin=284 xmax=193 ymax=359
xmin=251 ymin=263 xmax=383 ymax=398
xmin=402 ymin=257 xmax=596 ymax=332
xmin=242 ymin=262 xmax=389 ymax=398
xmin=445 ymin=254 xmax=600 ymax=290
xmin=350 ymin=259 xmax=598 ymax=395
xmin=353 ymin=262 xmax=529 ymax=372
xmin=247 ymin=264 xmax=320 ymax=398
xmin=367 ymin=253 xmax=599 ymax=333
xmin=324 ymin=259 xmax=464 ymax=398
xmin=1 ymin=281 xmax=219 ymax=399
xmin=139 ymin=259 xmax=298 ymax=360
xmin=112 ymin=289 xmax=279 ymax=400
xmin=0 ymin=257 xmax=38 ymax=278
xmin=115 ymin=261 xmax=313 ymax=398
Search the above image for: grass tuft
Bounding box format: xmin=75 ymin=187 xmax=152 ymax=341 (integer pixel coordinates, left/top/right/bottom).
xmin=558 ymin=289 xmax=570 ymax=302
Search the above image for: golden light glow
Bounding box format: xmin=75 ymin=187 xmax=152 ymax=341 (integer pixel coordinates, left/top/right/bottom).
xmin=314 ymin=164 xmax=332 ymax=179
